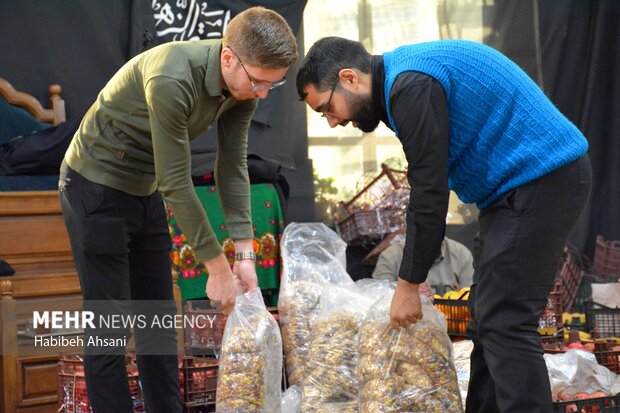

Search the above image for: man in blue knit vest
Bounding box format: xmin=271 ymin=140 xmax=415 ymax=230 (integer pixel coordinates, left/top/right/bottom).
xmin=296 ymin=37 xmax=591 ymax=413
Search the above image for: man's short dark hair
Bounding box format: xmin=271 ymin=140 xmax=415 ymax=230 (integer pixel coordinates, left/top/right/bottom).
xmin=296 ymin=37 xmax=372 ymax=100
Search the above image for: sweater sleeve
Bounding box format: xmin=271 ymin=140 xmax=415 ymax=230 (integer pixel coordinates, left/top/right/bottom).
xmin=147 ymin=76 xmax=222 ymax=262
xmin=215 ymin=98 xmax=258 ymax=240
xmin=389 ymin=72 xmax=451 ymax=283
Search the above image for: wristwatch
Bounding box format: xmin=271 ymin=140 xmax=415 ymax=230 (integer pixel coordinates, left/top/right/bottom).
xmin=234 ymin=250 xmax=256 ymax=261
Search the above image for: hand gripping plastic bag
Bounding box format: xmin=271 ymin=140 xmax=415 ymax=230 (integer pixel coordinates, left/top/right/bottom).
xmin=216 ymin=288 xmax=282 ymax=413
xmin=278 ymin=223 xmax=355 ymax=386
xmin=300 ymin=284 xmax=376 ymax=412
xmin=358 ymin=293 xmax=463 ymax=413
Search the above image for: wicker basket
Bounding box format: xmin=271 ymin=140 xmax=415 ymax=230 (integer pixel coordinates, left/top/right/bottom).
xmin=335 ymin=208 xmax=406 ymax=246
xmin=336 ymin=163 xmax=409 ymax=218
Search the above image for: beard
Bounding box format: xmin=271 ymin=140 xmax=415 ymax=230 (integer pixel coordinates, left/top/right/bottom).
xmin=345 ymin=89 xmax=380 ymax=132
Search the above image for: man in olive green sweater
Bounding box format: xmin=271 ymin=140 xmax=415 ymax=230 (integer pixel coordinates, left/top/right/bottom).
xmin=59 ymin=7 xmax=297 ymax=413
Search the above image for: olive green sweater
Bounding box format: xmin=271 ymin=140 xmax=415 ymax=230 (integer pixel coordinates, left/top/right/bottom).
xmin=65 ymin=39 xmax=257 ymax=261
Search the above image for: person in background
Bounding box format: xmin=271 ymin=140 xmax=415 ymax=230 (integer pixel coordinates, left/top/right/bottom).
xmin=372 ymin=236 xmax=474 ymax=294
xmin=59 ymin=7 xmax=297 ymax=413
xmin=296 ymin=37 xmax=590 ymax=413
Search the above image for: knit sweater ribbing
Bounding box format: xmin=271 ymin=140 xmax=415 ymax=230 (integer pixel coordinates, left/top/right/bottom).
xmin=383 ymin=40 xmax=588 ymax=209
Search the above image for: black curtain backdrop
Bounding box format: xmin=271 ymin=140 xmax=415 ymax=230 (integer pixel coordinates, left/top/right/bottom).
xmin=0 ymin=0 xmax=150 ymax=118
xmin=442 ymin=0 xmax=620 ymax=260
xmin=1 ymin=1 xmax=618 ymax=247
xmin=539 ymin=1 xmax=620 ymax=258
xmin=0 ymin=0 xmax=315 ymax=222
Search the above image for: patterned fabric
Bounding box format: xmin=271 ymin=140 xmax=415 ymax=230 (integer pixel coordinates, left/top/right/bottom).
xmin=166 ymin=183 xmax=284 ymax=300
xmin=383 ymin=40 xmax=588 ymax=209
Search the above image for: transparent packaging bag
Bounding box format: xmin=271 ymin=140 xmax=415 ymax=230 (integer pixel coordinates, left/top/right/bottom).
xmin=216 ymin=288 xmax=282 ymax=413
xmin=359 ymin=294 xmax=463 ymax=413
xmin=281 ymin=385 xmax=301 ymax=413
xmin=452 ymin=339 xmax=474 ymax=410
xmin=301 ymin=284 xmax=376 ymax=412
xmin=544 ymin=349 xmax=620 ymax=401
xmin=278 ymin=223 xmax=355 ymax=386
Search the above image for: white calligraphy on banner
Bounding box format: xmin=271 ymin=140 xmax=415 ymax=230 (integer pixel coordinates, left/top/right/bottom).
xmin=152 ymin=0 xmax=231 ymax=41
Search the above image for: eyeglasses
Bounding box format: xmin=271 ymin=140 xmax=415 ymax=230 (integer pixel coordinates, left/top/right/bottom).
xmin=228 ymin=46 xmax=286 ymax=92
xmin=321 ymin=78 xmax=339 ymax=119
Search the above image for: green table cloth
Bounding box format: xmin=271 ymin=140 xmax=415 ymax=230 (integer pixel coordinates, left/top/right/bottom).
xmin=166 ymin=183 xmax=284 ymax=301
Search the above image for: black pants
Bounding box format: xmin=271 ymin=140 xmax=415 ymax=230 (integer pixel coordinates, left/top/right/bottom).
xmin=465 ymin=155 xmax=591 ymax=413
xmin=59 ymin=162 xmax=182 ymax=413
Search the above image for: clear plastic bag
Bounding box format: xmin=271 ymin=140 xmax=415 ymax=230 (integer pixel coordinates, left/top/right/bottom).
xmin=544 ymin=348 xmax=620 ymax=401
xmin=216 ymin=288 xmax=282 ymax=413
xmin=281 ymin=385 xmax=302 ymax=413
xmin=452 ymin=339 xmax=474 ymax=410
xmin=301 ymin=285 xmax=376 ymax=412
xmin=280 ymin=222 xmax=353 ymax=287
xmin=358 ymin=294 xmax=463 ymax=413
xmin=278 ymin=223 xmax=355 ymax=386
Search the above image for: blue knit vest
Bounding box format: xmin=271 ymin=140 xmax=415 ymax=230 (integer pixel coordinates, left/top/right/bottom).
xmin=383 ymin=40 xmax=588 ymax=209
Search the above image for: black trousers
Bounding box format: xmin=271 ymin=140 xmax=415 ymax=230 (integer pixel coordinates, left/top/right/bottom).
xmin=466 ymin=155 xmax=591 ymax=413
xmin=59 ymin=162 xmax=182 ymax=413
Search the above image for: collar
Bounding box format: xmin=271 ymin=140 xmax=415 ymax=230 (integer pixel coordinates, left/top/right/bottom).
xmin=204 ymin=39 xmax=226 ymax=99
xmin=371 ymin=55 xmax=390 ymax=127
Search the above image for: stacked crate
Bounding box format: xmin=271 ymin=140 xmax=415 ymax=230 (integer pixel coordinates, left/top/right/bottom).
xmin=334 ymin=163 xmax=409 ymax=246
xmin=593 ymin=235 xmax=620 ymax=281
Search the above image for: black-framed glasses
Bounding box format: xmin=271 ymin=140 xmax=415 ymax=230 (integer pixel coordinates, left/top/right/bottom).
xmin=228 ymin=46 xmax=286 ymax=92
xmin=321 ymin=78 xmax=339 ymax=119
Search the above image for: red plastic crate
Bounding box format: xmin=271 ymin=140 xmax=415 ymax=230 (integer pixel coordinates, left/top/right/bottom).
xmin=552 ymin=394 xmax=620 ymax=412
xmin=183 ymin=300 xmax=279 ymax=355
xmin=57 ymin=355 xmax=145 ymax=413
xmin=542 ymin=333 xmax=620 ymax=374
xmin=179 ymin=356 xmax=219 ymax=410
xmin=434 ymin=283 xmax=564 ymax=337
xmin=592 ymin=341 xmax=620 ymax=374
xmin=593 ymin=235 xmax=620 ymax=280
xmin=58 ymin=354 xmax=220 ymax=413
xmin=183 ymin=301 xmax=228 ymax=356
xmin=555 ymin=247 xmax=587 ymax=312
xmin=540 ymin=282 xmax=564 ymax=331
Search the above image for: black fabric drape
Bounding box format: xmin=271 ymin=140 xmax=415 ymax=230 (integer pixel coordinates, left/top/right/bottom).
xmin=539 ymin=1 xmax=620 ymax=257
xmin=0 ymin=0 xmax=154 ymax=119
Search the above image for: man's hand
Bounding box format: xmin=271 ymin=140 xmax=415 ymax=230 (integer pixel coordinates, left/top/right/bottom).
xmin=390 ymin=278 xmax=423 ymax=329
xmin=233 ymin=239 xmax=259 ymax=292
xmin=232 ymin=259 xmax=258 ymax=291
xmin=205 ymin=254 xmax=237 ymax=315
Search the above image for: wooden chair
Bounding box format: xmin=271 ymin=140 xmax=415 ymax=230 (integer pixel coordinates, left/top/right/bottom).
xmin=0 ymin=78 xmax=77 ymax=413
xmin=0 ymin=77 xmax=65 ymax=125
